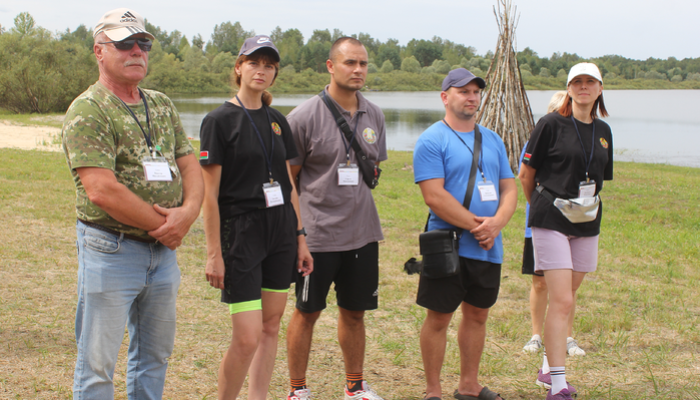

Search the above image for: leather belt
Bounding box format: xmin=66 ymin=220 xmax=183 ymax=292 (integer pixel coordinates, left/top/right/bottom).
xmin=78 ymin=219 xmax=159 ymax=244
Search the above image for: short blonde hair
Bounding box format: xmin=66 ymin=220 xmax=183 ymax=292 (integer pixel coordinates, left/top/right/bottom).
xmin=547 ymin=91 xmax=567 ymax=113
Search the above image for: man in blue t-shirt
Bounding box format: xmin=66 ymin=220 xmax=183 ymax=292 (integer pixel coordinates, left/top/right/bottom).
xmin=413 ymin=68 xmax=517 ymax=400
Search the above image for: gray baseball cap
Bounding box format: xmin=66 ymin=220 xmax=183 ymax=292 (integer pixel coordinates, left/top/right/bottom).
xmin=442 ymin=68 xmax=486 ymax=91
xmin=94 ymin=8 xmax=154 ymax=41
xmin=238 ymin=35 xmax=280 ymax=61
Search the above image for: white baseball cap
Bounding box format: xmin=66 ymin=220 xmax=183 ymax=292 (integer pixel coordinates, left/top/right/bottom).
xmin=94 ymin=8 xmax=155 ymax=41
xmin=567 ymin=62 xmax=603 ymax=85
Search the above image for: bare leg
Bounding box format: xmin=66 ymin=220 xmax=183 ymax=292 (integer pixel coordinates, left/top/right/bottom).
xmin=338 ymin=307 xmax=365 ymax=374
xmin=247 ymin=291 xmax=288 ymax=400
xmin=218 ymin=310 xmax=263 ymax=400
xmin=287 ymin=308 xmax=322 ymax=382
xmin=457 ymin=303 xmax=501 ymax=399
xmin=530 ymin=275 xmax=548 ymax=337
xmin=567 ymin=293 xmax=577 ymax=338
xmin=421 ymin=309 xmax=453 ymax=399
xmin=543 ymin=270 xmax=586 ymax=367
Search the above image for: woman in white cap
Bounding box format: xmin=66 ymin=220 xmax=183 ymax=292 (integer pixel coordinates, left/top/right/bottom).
xmin=199 ymin=35 xmax=313 ymax=399
xmin=518 ymin=62 xmax=613 ymax=400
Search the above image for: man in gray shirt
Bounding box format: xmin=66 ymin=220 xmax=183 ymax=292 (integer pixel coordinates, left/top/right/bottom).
xmin=285 ymin=37 xmax=387 ymax=400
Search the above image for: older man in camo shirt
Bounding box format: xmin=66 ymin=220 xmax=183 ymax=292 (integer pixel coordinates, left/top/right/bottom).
xmin=61 ymin=8 xmax=202 ymax=399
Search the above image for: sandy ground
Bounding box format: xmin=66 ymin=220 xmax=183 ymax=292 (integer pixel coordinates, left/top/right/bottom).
xmin=0 ymin=118 xmax=63 ymax=152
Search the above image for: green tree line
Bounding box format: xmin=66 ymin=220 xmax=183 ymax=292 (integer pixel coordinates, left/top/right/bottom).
xmin=2 ymin=12 xmax=700 ymax=113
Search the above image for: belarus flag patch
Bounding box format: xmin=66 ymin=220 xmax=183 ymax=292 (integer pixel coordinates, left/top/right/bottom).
xmin=200 ymin=150 xmax=209 ymax=160
xmin=523 ymin=152 xmax=531 ymax=162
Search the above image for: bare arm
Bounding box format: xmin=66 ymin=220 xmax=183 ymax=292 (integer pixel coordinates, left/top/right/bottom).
xmin=77 ymin=167 xmax=166 ymax=231
xmin=148 ymin=154 xmax=204 ymax=249
xmin=417 ymin=178 xmax=480 ymax=232
xmin=471 ymin=178 xmax=518 ymax=250
xmin=287 ymin=161 xmax=313 ymax=276
xmin=518 ymin=162 xmax=537 ymax=204
xmin=201 ymin=164 xmax=225 ymax=289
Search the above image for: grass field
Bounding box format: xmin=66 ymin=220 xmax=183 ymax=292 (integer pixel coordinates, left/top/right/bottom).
xmin=0 ymin=147 xmax=698 ymax=400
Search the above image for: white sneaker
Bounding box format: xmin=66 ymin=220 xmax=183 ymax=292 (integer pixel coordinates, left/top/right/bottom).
xmin=567 ymin=337 xmax=586 ymax=356
xmin=344 ymin=381 xmax=384 ymax=400
xmin=288 ymin=388 xmax=311 ymax=400
xmin=523 ymin=335 xmax=543 ymax=353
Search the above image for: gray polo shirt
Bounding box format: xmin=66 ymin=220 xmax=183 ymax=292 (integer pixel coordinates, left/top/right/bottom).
xmin=288 ymin=86 xmax=387 ymax=253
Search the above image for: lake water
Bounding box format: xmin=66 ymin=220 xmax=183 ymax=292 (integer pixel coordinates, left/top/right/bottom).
xmin=171 ymin=90 xmax=700 ymax=168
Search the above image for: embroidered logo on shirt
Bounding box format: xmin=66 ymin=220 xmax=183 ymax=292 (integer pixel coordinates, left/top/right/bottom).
xmin=200 ymin=150 xmax=209 ymax=160
xmin=599 ymin=138 xmax=608 ymax=149
xmin=362 ymin=127 xmax=377 ymax=144
xmin=524 ymin=152 xmax=532 ymax=162
xmin=271 ymin=122 xmax=281 ymax=135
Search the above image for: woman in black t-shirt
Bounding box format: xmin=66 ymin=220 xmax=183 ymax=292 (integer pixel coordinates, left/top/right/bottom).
xmin=199 ymin=35 xmax=313 ymax=399
xmin=519 ymin=63 xmax=613 ymax=400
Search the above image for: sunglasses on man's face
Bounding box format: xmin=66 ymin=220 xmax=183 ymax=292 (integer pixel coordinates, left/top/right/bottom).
xmin=100 ymin=38 xmax=153 ymax=52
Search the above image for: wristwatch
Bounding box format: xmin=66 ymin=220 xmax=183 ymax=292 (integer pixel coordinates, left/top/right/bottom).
xmin=296 ymin=227 xmax=307 ymax=237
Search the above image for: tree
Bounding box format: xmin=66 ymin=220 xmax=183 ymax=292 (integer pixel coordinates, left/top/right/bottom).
xmin=11 ymin=12 xmax=35 ymax=37
xmin=211 ymin=21 xmax=252 ymax=54
xmin=376 ymin=42 xmax=401 ymax=71
xmin=192 ymin=34 xmax=204 ymax=50
xmin=308 ymin=29 xmax=331 ymax=44
xmin=401 ymin=56 xmax=421 ymax=73
xmin=380 ymin=59 xmax=394 ymax=73
xmin=406 ymin=39 xmax=442 ymax=67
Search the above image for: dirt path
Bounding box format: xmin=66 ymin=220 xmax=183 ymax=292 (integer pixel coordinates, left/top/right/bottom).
xmin=0 ymin=119 xmax=63 ymax=152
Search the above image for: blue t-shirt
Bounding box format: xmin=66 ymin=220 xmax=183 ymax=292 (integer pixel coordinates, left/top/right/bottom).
xmin=518 ymin=144 xmax=531 ymax=239
xmin=413 ymin=121 xmax=514 ymax=263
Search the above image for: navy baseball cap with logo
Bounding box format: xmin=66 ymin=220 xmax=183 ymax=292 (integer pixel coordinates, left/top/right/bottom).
xmin=442 ymin=68 xmax=486 ymax=91
xmin=239 ymin=35 xmax=280 ymax=62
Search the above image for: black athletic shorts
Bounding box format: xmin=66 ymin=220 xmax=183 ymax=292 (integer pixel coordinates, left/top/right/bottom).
xmin=521 ymin=237 xmax=543 ymax=276
xmin=417 ymin=257 xmax=501 ymax=313
xmin=294 ymin=242 xmax=379 ymax=313
xmin=220 ymin=203 xmax=297 ymax=304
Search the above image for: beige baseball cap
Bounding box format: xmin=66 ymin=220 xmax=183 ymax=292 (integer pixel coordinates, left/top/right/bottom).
xmin=94 ymin=8 xmax=155 ymax=41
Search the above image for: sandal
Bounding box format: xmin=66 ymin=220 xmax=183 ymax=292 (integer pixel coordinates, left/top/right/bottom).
xmin=453 ymin=387 xmax=505 ymax=400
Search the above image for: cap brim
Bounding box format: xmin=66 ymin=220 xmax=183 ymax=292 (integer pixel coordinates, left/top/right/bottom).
xmin=103 ymin=26 xmax=155 ymax=42
xmin=241 ymin=45 xmax=280 ymax=62
xmin=450 ymin=76 xmax=486 ymax=90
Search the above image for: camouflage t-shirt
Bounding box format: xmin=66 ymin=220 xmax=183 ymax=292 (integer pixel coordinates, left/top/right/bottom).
xmin=62 ymin=81 xmax=194 ymax=239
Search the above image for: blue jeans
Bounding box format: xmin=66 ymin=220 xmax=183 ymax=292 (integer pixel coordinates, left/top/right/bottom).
xmin=73 ymin=221 xmax=181 ymax=400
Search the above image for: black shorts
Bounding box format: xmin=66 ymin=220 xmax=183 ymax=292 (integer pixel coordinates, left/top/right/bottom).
xmin=220 ymin=203 xmax=297 ymax=304
xmin=521 ymin=237 xmax=543 ymax=276
xmin=294 ymin=242 xmax=379 ymax=313
xmin=417 ymin=257 xmax=501 ymax=313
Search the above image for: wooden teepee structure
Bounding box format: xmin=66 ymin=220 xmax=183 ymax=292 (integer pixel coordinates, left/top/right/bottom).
xmin=477 ymin=0 xmax=534 ymax=172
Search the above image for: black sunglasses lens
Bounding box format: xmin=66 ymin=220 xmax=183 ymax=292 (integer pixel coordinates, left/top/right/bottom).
xmin=113 ymin=39 xmax=152 ymax=52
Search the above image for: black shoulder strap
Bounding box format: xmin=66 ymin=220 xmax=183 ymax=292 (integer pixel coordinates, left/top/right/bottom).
xmin=424 ymin=124 xmax=482 ymax=232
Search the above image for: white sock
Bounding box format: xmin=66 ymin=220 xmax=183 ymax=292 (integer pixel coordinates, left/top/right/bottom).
xmin=541 ymin=351 xmax=550 ymax=374
xmin=550 ymin=366 xmax=566 ymax=394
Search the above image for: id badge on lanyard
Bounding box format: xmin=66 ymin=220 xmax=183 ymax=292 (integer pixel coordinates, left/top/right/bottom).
xmin=477 ymin=180 xmax=498 ymax=202
xmin=263 ymin=181 xmax=284 ymax=208
xmin=578 ymin=180 xmax=596 ymax=198
xmin=142 ymin=156 xmax=173 ymax=181
xmin=337 ymin=163 xmax=359 ymax=186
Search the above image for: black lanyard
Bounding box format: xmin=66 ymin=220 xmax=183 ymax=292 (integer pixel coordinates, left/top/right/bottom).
xmin=236 ymin=95 xmax=275 ymax=183
xmin=322 ymin=91 xmax=360 ymax=164
xmin=443 ymin=119 xmax=486 ymax=182
xmin=570 ymin=116 xmax=595 ymax=182
xmin=118 ymin=89 xmax=156 ymax=157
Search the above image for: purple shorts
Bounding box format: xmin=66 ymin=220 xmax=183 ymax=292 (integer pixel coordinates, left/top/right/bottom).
xmin=531 ymin=227 xmax=599 ymax=273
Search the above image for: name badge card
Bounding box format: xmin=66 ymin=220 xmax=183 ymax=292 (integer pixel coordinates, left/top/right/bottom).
xmin=263 ymin=181 xmax=284 ymax=208
xmin=337 ymin=163 xmax=359 ymax=186
xmin=477 ymin=181 xmax=498 ymax=202
xmin=142 ymin=157 xmax=172 ymax=181
xmin=578 ymin=180 xmax=596 ymax=198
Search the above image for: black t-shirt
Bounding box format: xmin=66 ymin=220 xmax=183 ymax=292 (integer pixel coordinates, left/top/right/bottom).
xmin=523 ymin=112 xmax=613 ymax=236
xmin=199 ymin=102 xmax=298 ymax=219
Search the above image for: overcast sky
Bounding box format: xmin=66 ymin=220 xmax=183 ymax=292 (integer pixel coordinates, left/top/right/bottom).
xmin=1 ymin=0 xmax=698 ymax=61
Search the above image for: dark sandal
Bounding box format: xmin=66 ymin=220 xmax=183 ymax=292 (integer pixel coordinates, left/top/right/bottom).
xmin=424 ymin=398 xmax=442 ymax=400
xmin=453 ymin=387 xmax=505 ymax=400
